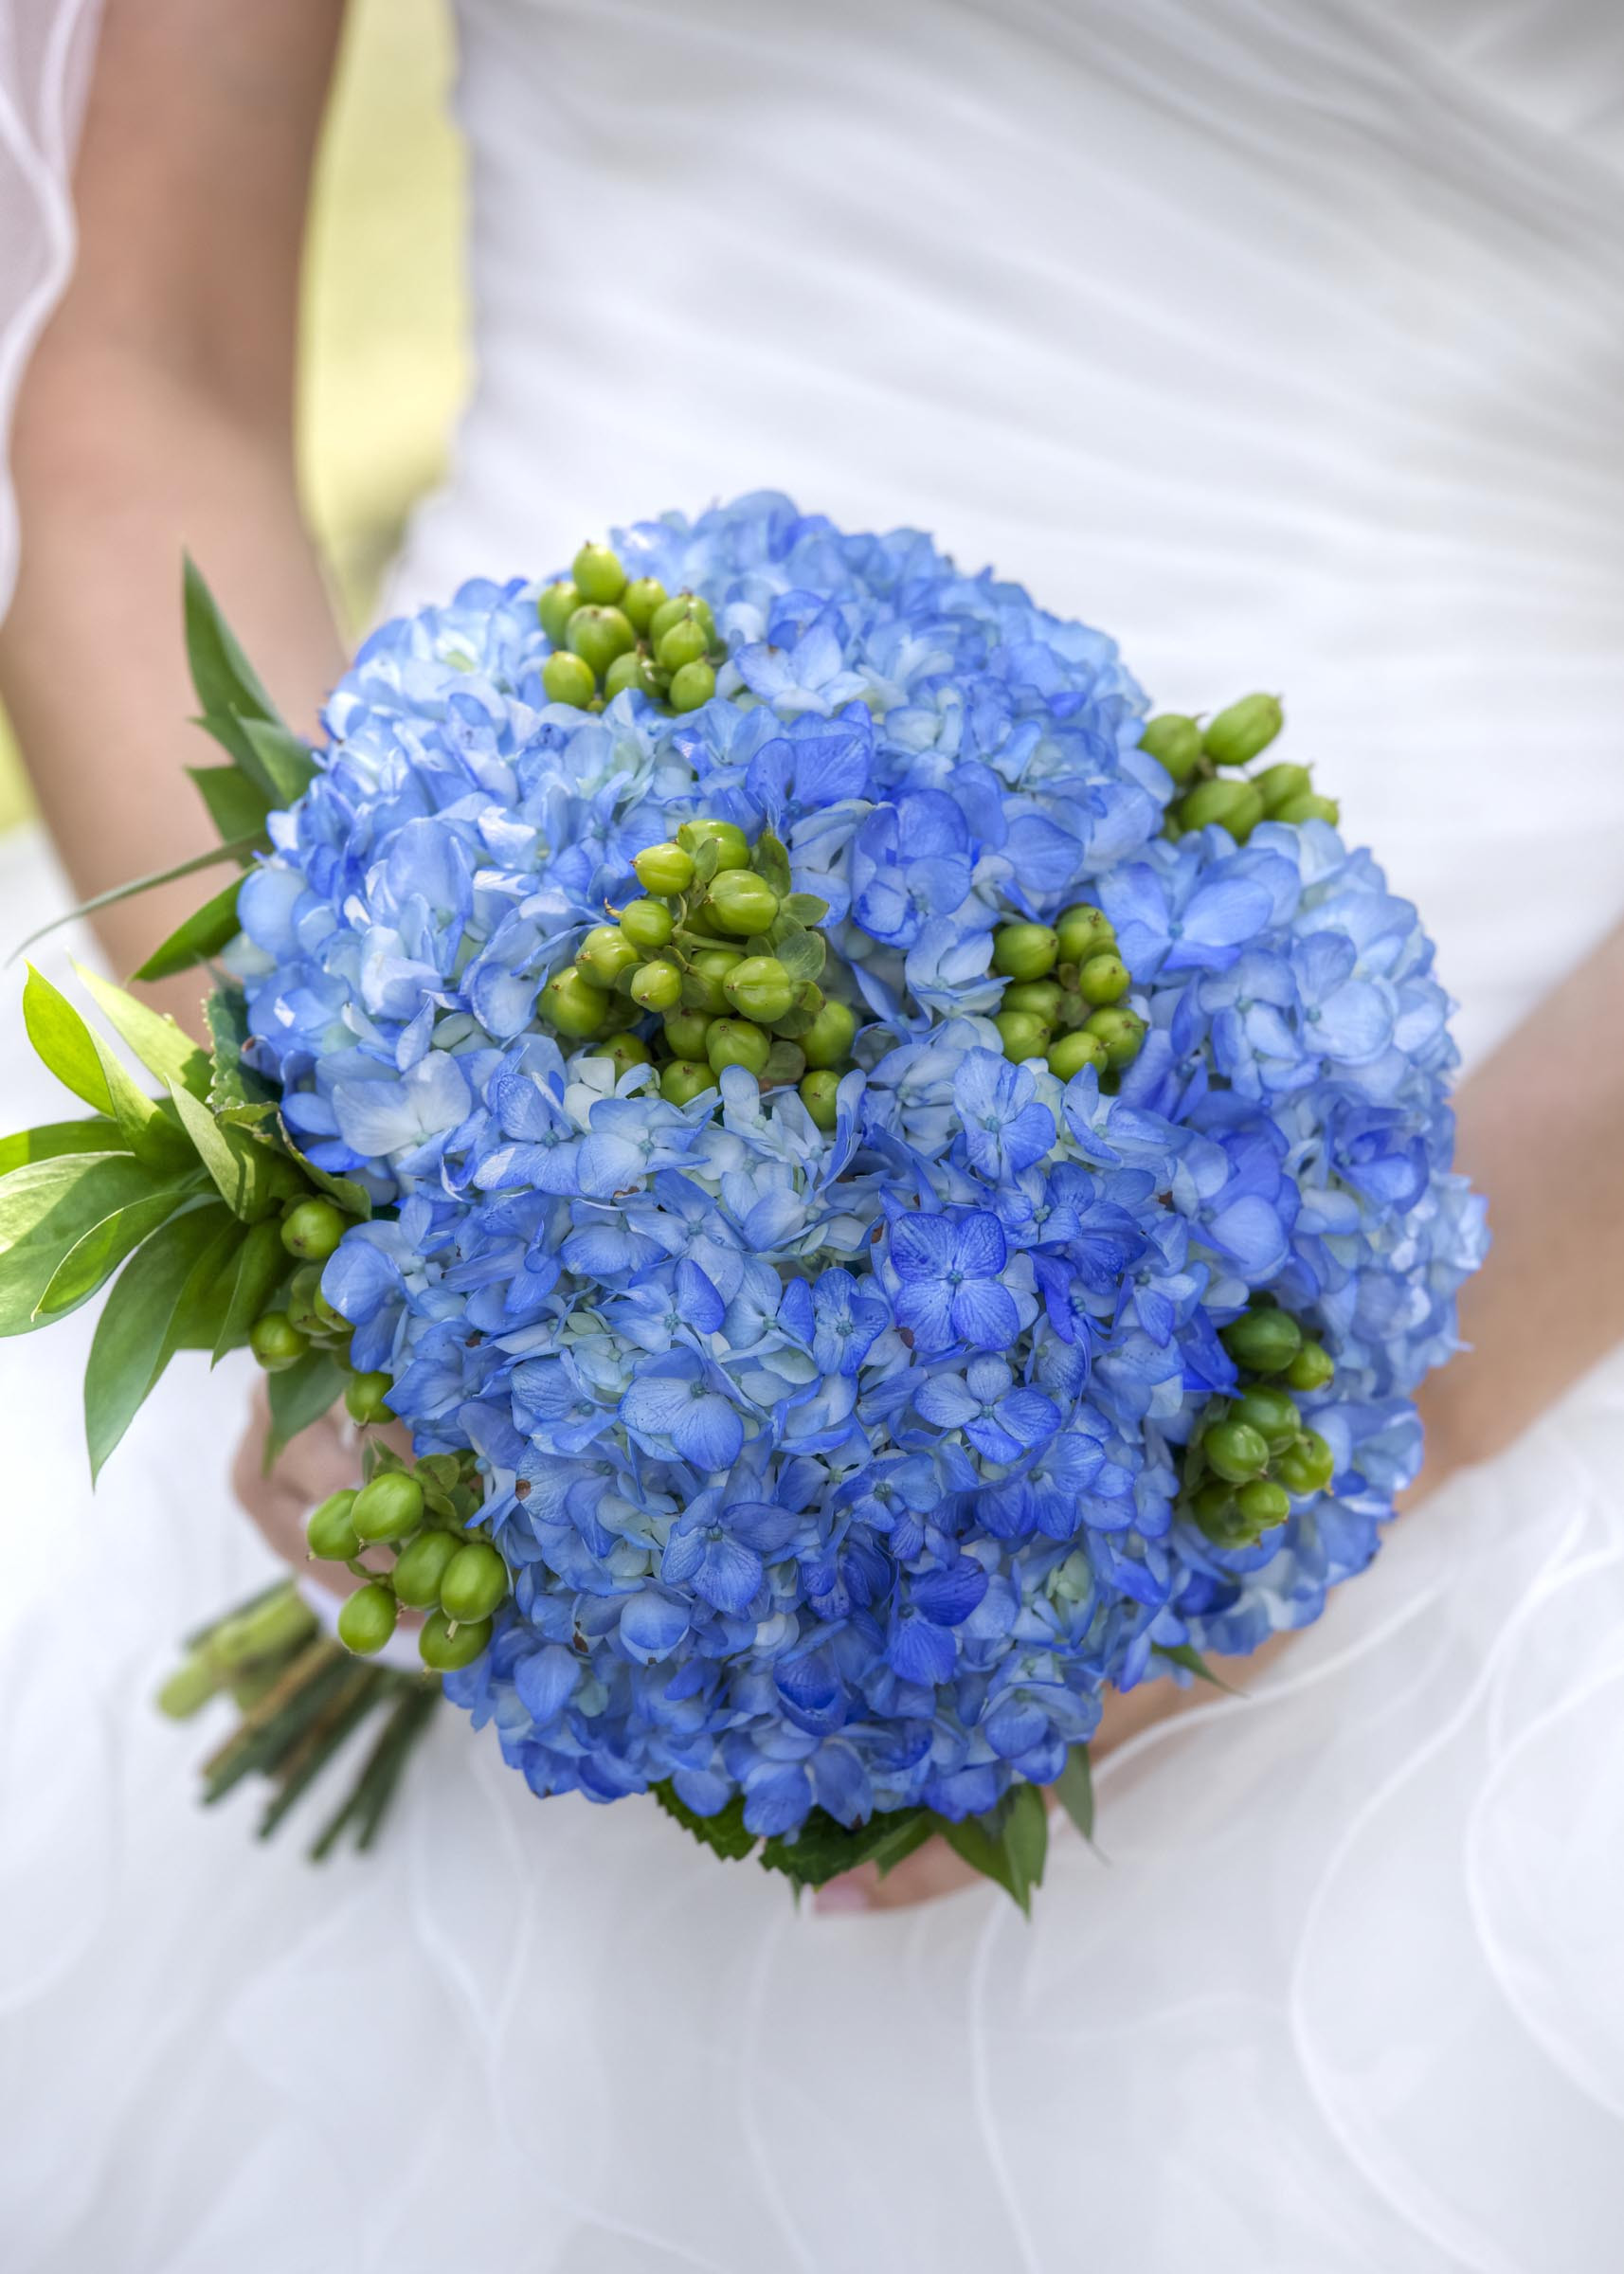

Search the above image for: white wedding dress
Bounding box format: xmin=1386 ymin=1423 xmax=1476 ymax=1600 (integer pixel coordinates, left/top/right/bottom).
xmin=4 ymin=3 xmax=1624 ymax=2267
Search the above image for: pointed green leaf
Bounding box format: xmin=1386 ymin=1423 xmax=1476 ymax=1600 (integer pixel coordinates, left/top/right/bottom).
xmin=1158 ymin=1642 xmax=1238 ymax=1693
xmin=212 ymin=1217 xmax=292 ymax=1363
xmin=84 ymin=1200 xmax=230 ymax=1477
xmin=205 ymin=985 xmax=280 ymax=1118
xmin=280 ymin=1128 xmax=371 ymax=1219
xmin=88 ymin=1033 xmax=193 ymax=1172
xmin=188 ymin=764 xmax=274 ymax=847
xmin=1054 ymin=1746 xmax=1095 ymax=1845
xmin=182 ymin=554 xmax=282 ymax=728
xmin=771 ymin=922 xmax=825 ymax=984
xmin=7 ymin=837 xmax=264 ymax=965
xmin=240 ymin=718 xmax=317 ymax=807
xmin=780 ymin=892 xmax=830 ymax=927
xmin=264 ymin=1348 xmax=346 ymax=1464
xmin=75 ymin=966 xmax=211 ymax=1098
xmin=131 ymin=873 xmax=245 ymax=983
xmin=651 ymin=1781 xmax=758 ymax=1864
xmin=758 ymin=1803 xmax=933 ymax=1891
xmin=691 ymin=837 xmax=721 ymax=888
xmin=0 ymin=1119 xmax=127 ymax=1178
xmin=171 ymin=1214 xmax=251 ymax=1352
xmin=22 ymin=965 xmax=113 ymax=1113
xmin=762 ymin=1038 xmax=805 ymax=1085
xmin=34 ymin=1181 xmax=198 ymax=1320
xmin=939 ymin=1784 xmax=1049 ymax=1914
xmin=0 ymin=1153 xmax=176 ymax=1335
xmin=751 ymin=830 xmax=793 ymax=898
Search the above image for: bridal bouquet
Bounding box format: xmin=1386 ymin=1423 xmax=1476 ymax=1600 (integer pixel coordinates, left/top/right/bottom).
xmin=0 ymin=496 xmax=1486 ymax=1902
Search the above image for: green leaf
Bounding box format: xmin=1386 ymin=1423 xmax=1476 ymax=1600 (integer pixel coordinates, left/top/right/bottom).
xmin=240 ymin=718 xmax=317 ymax=807
xmin=264 ymin=1349 xmax=346 ymax=1464
xmin=212 ymin=1217 xmax=291 ymax=1363
xmin=761 ymin=1038 xmax=805 ymax=1085
xmin=23 ymin=965 xmax=113 ymax=1114
xmin=752 ymin=829 xmax=793 ymax=898
xmin=132 ymin=873 xmax=244 ymax=983
xmin=182 ymin=554 xmax=282 ymax=729
xmin=83 ymin=1200 xmax=232 ymax=1477
xmin=34 ymin=1182 xmax=199 ymax=1320
xmin=280 ymin=1129 xmax=371 ymax=1220
xmin=651 ymin=1781 xmax=758 ymax=1864
xmin=759 ymin=1804 xmax=933 ymax=1891
xmin=7 ymin=837 xmax=264 ymax=964
xmin=188 ymin=764 xmax=274 ymax=848
xmin=940 ymin=1784 xmax=1049 ymax=1915
xmin=780 ymin=892 xmax=829 ymax=927
xmin=1053 ymin=1746 xmax=1095 ymax=1845
xmin=691 ymin=837 xmax=721 ymax=888
xmin=75 ymin=966 xmax=211 ymax=1099
xmin=205 ymin=985 xmax=280 ymax=1118
xmin=1158 ymin=1640 xmax=1241 ymax=1693
xmin=88 ymin=1032 xmax=194 ymax=1172
xmin=771 ymin=921 xmax=825 ymax=984
xmin=0 ymin=1119 xmax=128 ymax=1178
xmin=167 ymin=1081 xmax=281 ymax=1219
xmin=171 ymin=1214 xmax=251 ymax=1352
xmin=0 ymin=1153 xmax=163 ymax=1337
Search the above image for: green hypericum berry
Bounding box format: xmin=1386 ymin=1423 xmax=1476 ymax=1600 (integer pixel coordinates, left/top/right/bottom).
xmin=1047 ymin=1030 xmax=1110 ymax=1080
xmin=621 ymin=895 xmax=677 ymax=951
xmin=1138 ymin=713 xmax=1204 ymax=785
xmin=669 ymin=659 xmax=716 ymax=713
xmin=1232 ymin=1384 xmax=1300 ymax=1454
xmin=1220 ymin=1306 xmax=1304 ymax=1374
xmin=541 ymin=649 xmax=596 ymax=707
xmin=284 ymin=1263 xmax=327 ymax=1339
xmin=536 ymin=578 xmax=579 ymax=644
xmin=1083 ymin=1006 xmax=1146 ymax=1068
xmin=1190 ymin=1479 xmax=1245 ymax=1543
xmin=1272 ymin=791 xmax=1340 ymax=826
xmin=724 ymin=954 xmax=795 ymax=1023
xmin=545 ymin=966 xmax=610 ymax=1038
xmin=621 ymin=576 xmax=667 ymax=633
xmin=632 ymin=841 xmax=695 ymax=897
xmin=314 ymin=1286 xmax=349 ymax=1335
xmin=338 ymin=1581 xmax=399 ymax=1656
xmin=578 ymin=923 xmax=641 ymax=986
xmin=648 ymin=592 xmax=701 ymax=647
xmin=344 ymin=1370 xmax=395 ymax=1426
xmin=660 ymin=1059 xmax=715 ymax=1106
xmin=677 ymin=818 xmax=749 ymax=870
xmin=305 ymin=1489 xmax=361 ymax=1562
xmin=1202 ymin=1418 xmax=1272 ymax=1485
xmin=992 ymin=922 xmax=1059 ymax=981
xmin=1236 ymin=1478 xmax=1291 ymax=1532
xmin=801 ymin=998 xmax=857 ymax=1070
xmin=281 ymin=1197 xmax=347 ymax=1262
xmin=1275 ymin=1430 xmax=1335 ymax=1495
xmin=687 ymin=947 xmax=743 ymax=1013
xmin=352 ymin=1470 xmax=425 ymax=1543
xmin=656 ymin=617 xmax=711 ymax=673
xmin=1001 ymin=980 xmax=1063 ymax=1021
xmin=630 ymin=959 xmax=683 ymax=1013
xmin=707 ymin=871 xmax=779 ymax=935
xmin=1056 ymin=904 xmax=1115 ymax=964
xmin=1178 ymin=776 xmax=1265 ymax=840
xmin=420 ymin=1609 xmax=493 ymax=1672
xmin=706 ymin=1019 xmax=770 ymax=1076
xmin=603 ymin=1034 xmax=652 ymax=1080
xmin=1286 ymin=1339 xmax=1335 ymax=1393
xmin=603 ymin=650 xmax=655 ymax=703
xmin=663 ymin=1010 xmax=713 ymax=1059
xmin=566 ymin=604 xmax=636 ymax=677
xmin=249 ymin=1312 xmax=308 ymax=1372
xmin=439 ymin=1540 xmax=510 ymax=1624
xmin=1076 ymin=952 xmax=1130 ymax=1007
xmin=570 ymin=542 xmax=626 ymax=605
xmin=1203 ymin=693 xmax=1284 ymax=768
xmin=1254 ymin=762 xmax=1312 ymax=814
xmin=389 ymin=1527 xmax=461 ymax=1611
xmin=800 ymin=1069 xmax=841 ymax=1130
xmin=994 ymin=1010 xmax=1051 ymax=1063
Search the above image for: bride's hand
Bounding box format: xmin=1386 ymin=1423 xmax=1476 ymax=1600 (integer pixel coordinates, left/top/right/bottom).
xmin=230 ymin=1384 xmax=415 ymax=1602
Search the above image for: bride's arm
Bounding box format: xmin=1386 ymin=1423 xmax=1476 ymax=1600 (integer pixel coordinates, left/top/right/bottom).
xmin=839 ymin=911 xmax=1624 ymax=1910
xmin=0 ymin=0 xmax=347 ymax=1031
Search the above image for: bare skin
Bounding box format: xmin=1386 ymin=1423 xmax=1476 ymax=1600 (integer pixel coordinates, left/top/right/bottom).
xmin=15 ymin=0 xmax=1624 ymax=1913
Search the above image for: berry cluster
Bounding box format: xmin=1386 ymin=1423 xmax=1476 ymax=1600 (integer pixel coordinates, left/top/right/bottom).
xmin=1147 ymin=693 xmax=1340 ymax=842
xmin=1183 ymin=1305 xmax=1338 ymax=1549
xmin=542 ymin=815 xmax=857 ymax=1130
xmin=988 ymin=903 xmax=1147 ymax=1081
xmin=307 ymin=1444 xmax=509 ymax=1672
xmin=536 ymin=541 xmax=724 ymax=713
xmin=244 ymin=1194 xmax=397 ymax=1423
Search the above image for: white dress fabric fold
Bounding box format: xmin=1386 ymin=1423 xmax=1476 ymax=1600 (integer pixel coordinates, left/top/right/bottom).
xmin=4 ymin=1 xmax=1624 ymax=2265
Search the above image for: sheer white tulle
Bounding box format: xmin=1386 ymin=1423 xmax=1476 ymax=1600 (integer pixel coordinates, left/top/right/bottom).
xmin=4 ymin=0 xmax=1624 ymax=2266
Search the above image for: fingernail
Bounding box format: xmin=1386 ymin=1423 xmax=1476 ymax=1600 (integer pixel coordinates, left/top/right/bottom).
xmin=813 ymin=1877 xmax=871 ymax=1917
